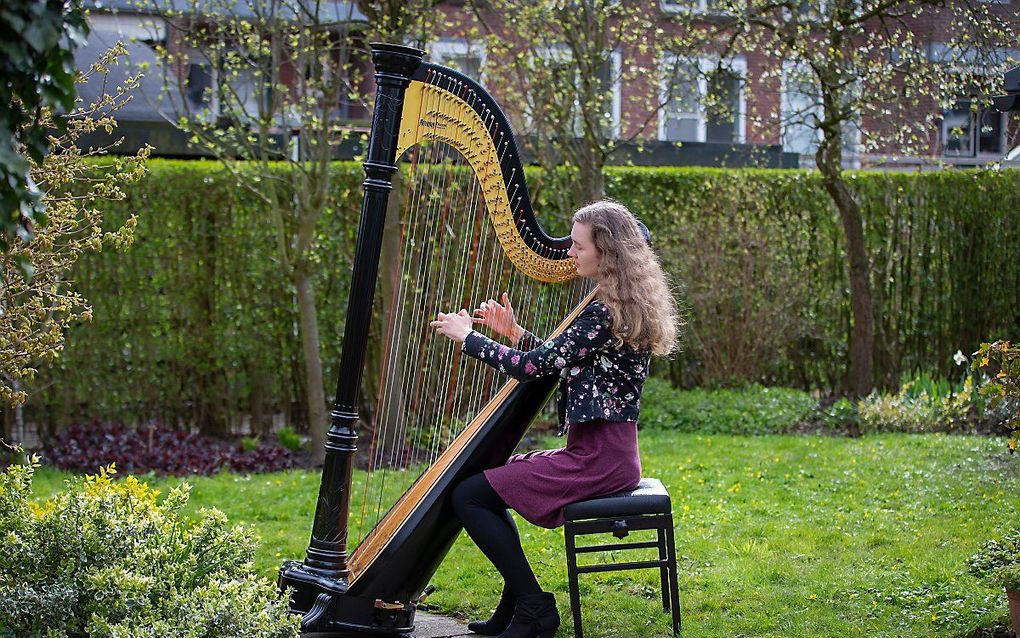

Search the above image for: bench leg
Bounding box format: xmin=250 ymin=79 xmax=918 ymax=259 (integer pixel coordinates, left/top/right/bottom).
xmin=664 ymin=515 xmax=681 ymax=635
xmin=657 ymin=522 xmax=669 ymax=611
xmin=564 ymin=523 xmax=584 ymax=638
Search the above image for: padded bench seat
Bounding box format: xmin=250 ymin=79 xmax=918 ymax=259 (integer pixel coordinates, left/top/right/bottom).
xmin=562 ymin=477 xmax=681 ymax=637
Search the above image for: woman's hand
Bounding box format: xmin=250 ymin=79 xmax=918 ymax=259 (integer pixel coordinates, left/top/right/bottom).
xmin=473 ymin=292 xmax=525 ymax=343
xmin=430 ymin=309 xmax=474 ymax=343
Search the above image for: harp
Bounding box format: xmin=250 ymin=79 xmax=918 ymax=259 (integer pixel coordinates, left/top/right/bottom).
xmin=279 ymin=43 xmax=592 ymax=634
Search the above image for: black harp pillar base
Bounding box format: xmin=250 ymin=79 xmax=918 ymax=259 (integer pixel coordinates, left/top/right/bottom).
xmin=278 ymin=43 xmax=425 ymax=635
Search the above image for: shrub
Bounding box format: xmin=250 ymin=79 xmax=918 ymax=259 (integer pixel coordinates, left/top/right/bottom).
xmin=969 ymin=528 xmax=1020 ymax=592
xmin=640 ymin=378 xmax=815 ymax=435
xmin=276 ymin=426 xmax=304 ymax=453
xmin=0 ymin=459 xmax=300 ymax=638
xmin=241 ymin=435 xmax=261 ymax=453
xmin=971 ymin=340 xmax=1020 ymax=453
xmin=43 ymin=422 xmax=297 ymax=476
xmin=857 ymin=369 xmax=977 ymax=434
xmin=814 ymin=397 xmax=860 ymax=431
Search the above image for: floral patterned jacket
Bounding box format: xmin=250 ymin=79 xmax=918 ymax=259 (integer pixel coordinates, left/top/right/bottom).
xmin=461 ymin=301 xmax=650 ymax=429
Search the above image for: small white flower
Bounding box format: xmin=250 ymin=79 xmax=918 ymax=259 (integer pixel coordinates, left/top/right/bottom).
xmin=953 ymin=350 xmax=967 ymax=366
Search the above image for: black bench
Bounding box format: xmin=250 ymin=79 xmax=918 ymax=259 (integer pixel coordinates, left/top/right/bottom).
xmin=562 ymin=478 xmax=681 ymax=638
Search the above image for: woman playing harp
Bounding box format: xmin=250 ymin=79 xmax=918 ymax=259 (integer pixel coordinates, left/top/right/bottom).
xmin=431 ymin=199 xmax=680 ymax=638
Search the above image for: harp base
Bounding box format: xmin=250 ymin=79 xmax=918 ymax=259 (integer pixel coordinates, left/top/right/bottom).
xmin=279 ymin=560 xmax=415 ymax=635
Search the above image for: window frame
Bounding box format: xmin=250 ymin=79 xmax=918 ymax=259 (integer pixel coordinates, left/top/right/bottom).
xmin=658 ymin=54 xmax=747 ymax=144
xmin=525 ymin=45 xmax=622 ymax=140
xmin=428 ymin=38 xmax=488 ymax=83
xmin=779 ymin=60 xmax=862 ymax=159
xmin=660 ymin=0 xmax=731 ymax=16
xmin=940 ymin=99 xmax=1008 ymax=157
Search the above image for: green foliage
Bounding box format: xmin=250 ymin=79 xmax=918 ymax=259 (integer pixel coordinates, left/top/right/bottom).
xmin=275 ymin=427 xmax=303 ymax=453
xmin=0 ymin=460 xmax=299 ymax=638
xmin=0 ymin=0 xmax=89 ymax=253
xmin=969 ymin=528 xmax=1020 ymax=592
xmin=811 ymin=397 xmax=860 ymax=432
xmin=607 ymin=167 xmax=1020 ymax=390
xmin=30 ymin=160 xmax=362 ymax=432
xmin=482 ymin=0 xmax=664 ymax=203
xmin=640 ymin=377 xmax=815 ymax=434
xmin=241 ymin=436 xmax=261 ymax=453
xmin=971 ymin=340 xmax=1020 ymax=453
xmin=857 ymin=370 xmax=976 ymax=434
xmin=20 ymin=164 xmax=1020 ymax=435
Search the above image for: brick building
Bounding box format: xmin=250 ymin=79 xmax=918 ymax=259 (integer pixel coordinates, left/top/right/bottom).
xmin=80 ymin=0 xmax=1019 ymax=168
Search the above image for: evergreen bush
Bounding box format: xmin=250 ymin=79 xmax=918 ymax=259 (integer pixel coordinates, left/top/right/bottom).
xmin=20 ymin=163 xmax=1020 ymax=436
xmin=0 ymin=460 xmax=299 ymax=638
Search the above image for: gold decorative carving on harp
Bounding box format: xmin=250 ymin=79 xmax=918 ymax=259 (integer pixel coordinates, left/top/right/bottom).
xmin=279 ymin=43 xmax=592 ymax=634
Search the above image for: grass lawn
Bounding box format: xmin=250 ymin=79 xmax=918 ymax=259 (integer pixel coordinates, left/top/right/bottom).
xmin=30 ymin=431 xmax=1019 ymax=638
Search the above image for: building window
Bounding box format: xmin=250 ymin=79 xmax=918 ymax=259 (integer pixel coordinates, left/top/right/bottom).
xmin=661 ymin=0 xmax=731 ymax=14
xmin=659 ymin=55 xmax=746 ymax=144
xmin=525 ymin=46 xmax=621 ymax=140
xmin=182 ymin=48 xmax=268 ymax=122
xmin=780 ymin=61 xmax=861 ymax=158
xmin=942 ymin=101 xmax=1005 ymax=156
xmin=429 ymin=39 xmax=486 ymax=81
xmin=184 ymin=49 xmax=216 ymax=113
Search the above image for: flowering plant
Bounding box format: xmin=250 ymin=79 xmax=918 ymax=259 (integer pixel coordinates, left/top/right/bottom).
xmin=970 ymin=340 xmax=1020 ymax=453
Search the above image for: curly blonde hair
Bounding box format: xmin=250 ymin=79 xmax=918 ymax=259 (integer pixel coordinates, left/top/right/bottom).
xmin=573 ymin=200 xmax=679 ymax=357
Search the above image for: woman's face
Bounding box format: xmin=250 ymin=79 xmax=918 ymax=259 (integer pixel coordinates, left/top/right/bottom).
xmin=566 ymin=221 xmax=602 ymax=278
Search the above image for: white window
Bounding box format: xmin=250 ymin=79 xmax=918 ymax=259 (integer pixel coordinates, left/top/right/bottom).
xmin=660 ymin=0 xmax=732 ymax=15
xmin=941 ymin=100 xmax=1007 ymax=156
xmin=525 ymin=46 xmax=621 ymax=140
xmin=429 ymin=39 xmax=487 ymax=82
xmin=780 ymin=61 xmax=861 ymax=158
xmin=659 ymin=55 xmax=746 ymax=144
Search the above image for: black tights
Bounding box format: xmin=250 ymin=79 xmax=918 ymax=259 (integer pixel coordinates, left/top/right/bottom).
xmin=451 ymin=473 xmax=542 ymax=598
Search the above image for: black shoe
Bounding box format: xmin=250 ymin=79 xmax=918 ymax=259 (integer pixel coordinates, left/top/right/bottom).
xmin=468 ymin=586 xmax=515 ymax=635
xmin=495 ymin=592 xmax=559 ymax=638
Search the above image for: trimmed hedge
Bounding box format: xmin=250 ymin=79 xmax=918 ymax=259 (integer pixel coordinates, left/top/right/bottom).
xmin=23 ymin=162 xmax=1020 ymax=434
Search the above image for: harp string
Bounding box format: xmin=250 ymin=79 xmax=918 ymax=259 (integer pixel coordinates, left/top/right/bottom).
xmin=351 ymin=69 xmax=588 ymax=551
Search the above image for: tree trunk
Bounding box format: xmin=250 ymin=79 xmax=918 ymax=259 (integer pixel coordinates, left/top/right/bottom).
xmin=295 ymin=268 xmax=328 ymax=464
xmin=577 ymin=136 xmax=605 ymax=203
xmin=816 ymin=136 xmax=875 ymax=397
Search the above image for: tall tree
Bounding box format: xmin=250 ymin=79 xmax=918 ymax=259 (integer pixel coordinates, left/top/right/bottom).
xmin=149 ymin=0 xmax=364 ymax=457
xmin=667 ymin=0 xmax=1017 ymax=395
xmin=472 ymin=0 xmax=671 ymax=211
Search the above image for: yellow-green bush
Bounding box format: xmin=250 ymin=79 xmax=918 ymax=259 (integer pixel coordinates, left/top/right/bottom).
xmin=0 ymin=460 xmax=299 ymax=638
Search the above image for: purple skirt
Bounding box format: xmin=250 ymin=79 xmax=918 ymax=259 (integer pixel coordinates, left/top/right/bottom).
xmin=484 ymin=419 xmax=642 ymax=529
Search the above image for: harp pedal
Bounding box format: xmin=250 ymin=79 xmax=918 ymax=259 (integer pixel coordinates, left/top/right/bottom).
xmin=374 ymin=600 xmax=413 ymax=612
xmin=415 ymin=584 xmax=439 ymax=611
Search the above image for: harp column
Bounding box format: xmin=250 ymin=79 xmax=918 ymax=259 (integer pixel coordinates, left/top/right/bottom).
xmin=279 ymin=43 xmax=424 ymax=602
